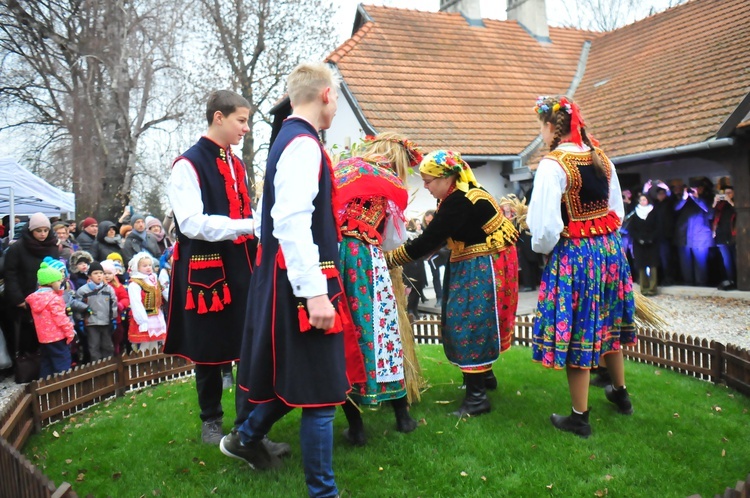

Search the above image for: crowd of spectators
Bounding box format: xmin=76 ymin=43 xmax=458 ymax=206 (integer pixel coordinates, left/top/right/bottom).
xmin=0 ymin=207 xmax=175 ymax=380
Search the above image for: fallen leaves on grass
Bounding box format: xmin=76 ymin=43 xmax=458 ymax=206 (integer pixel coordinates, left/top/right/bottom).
xmin=595 ymin=488 xmax=608 ymax=496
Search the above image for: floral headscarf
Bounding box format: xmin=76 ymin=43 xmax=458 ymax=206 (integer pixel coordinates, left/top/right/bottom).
xmin=418 ymin=150 xmax=480 ymax=193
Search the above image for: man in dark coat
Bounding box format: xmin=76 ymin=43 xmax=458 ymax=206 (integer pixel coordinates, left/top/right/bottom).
xmin=75 ymin=217 xmax=98 ymax=252
xmin=673 ymin=178 xmax=714 ymax=286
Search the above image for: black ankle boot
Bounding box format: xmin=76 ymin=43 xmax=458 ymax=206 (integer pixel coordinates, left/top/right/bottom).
xmin=484 ymin=369 xmax=497 ymax=391
xmin=605 ymin=385 xmax=634 ymax=414
xmin=590 ymin=367 xmax=611 ymax=388
xmin=550 ymin=409 xmax=591 ymax=438
xmin=391 ymin=396 xmax=417 ymax=433
xmin=341 ymin=399 xmax=367 ymax=446
xmin=451 ymin=373 xmax=491 ymax=417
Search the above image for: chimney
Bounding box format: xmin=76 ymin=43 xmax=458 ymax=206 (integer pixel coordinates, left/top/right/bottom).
xmin=439 ymin=0 xmax=482 ymax=21
xmin=507 ymin=0 xmax=550 ymax=42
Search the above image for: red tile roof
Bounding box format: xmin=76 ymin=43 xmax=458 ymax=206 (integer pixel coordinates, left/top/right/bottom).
xmin=327 ymin=5 xmax=595 ymax=156
xmin=575 ymin=0 xmax=750 ymax=158
xmin=326 ymin=0 xmax=750 ymax=160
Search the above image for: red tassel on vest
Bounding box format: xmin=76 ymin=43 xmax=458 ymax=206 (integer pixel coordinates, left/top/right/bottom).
xmin=326 ymin=307 xmax=343 ymax=335
xmin=185 ymin=286 xmax=196 ymax=310
xmin=197 ymin=291 xmax=208 ymax=314
xmin=209 ymin=289 xmax=224 ymax=312
xmin=222 ymin=282 xmax=232 ymax=305
xmin=298 ymin=304 xmax=311 ymax=332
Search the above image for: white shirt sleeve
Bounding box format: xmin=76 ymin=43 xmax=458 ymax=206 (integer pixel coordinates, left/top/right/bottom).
xmin=254 ymin=195 xmax=263 ymax=238
xmin=167 ymin=158 xmax=254 ymax=242
xmin=608 ymin=160 xmax=625 ymax=221
xmin=381 ymin=204 xmax=408 ymax=251
xmin=527 ymin=158 xmax=566 ymax=255
xmin=158 ymin=269 xmax=170 ymax=301
xmin=271 ymin=136 xmax=328 ymax=298
xmin=127 ymin=282 xmax=149 ymax=331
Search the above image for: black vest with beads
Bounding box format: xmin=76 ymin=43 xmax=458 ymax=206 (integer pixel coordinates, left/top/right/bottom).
xmin=238 ymin=117 xmax=349 ymax=407
xmin=164 ymin=137 xmax=256 ymax=364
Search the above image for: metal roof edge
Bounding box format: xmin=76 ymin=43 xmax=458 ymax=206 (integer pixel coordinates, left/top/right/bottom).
xmin=612 ymin=137 xmax=735 ymax=165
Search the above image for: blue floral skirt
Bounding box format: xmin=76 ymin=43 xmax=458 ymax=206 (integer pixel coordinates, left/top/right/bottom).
xmin=532 ymin=232 xmax=636 ymax=370
xmin=442 ymin=248 xmax=518 ymax=369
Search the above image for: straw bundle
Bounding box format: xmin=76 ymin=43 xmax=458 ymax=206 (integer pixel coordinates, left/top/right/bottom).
xmin=633 ymin=288 xmax=670 ymax=333
xmin=389 ymin=266 xmax=424 ymax=403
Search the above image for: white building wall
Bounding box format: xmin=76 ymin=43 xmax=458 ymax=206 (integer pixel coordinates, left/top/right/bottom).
xmin=324 ymin=93 xmax=367 ymax=155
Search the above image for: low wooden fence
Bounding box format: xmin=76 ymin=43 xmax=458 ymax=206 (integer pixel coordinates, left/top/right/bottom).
xmin=1 ymin=317 xmax=749 ymax=498
xmin=415 ymin=313 xmax=750 ymax=397
xmin=0 ymin=350 xmax=194 ymax=497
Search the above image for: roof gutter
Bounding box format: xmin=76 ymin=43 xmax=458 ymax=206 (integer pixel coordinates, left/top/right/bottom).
xmin=612 ymin=137 xmax=735 ymax=165
xmin=338 ymin=74 xmax=377 ymax=136
xmin=464 ymin=155 xmax=520 ymax=162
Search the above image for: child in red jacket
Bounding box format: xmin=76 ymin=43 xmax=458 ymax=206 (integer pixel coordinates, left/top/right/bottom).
xmin=25 ymin=262 xmax=76 ymax=377
xmin=102 ymin=260 xmax=130 ymax=355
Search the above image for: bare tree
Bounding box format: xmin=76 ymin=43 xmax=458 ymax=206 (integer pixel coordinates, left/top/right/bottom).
xmin=0 ymin=0 xmax=187 ymax=219
xmin=192 ymin=0 xmax=339 ymax=197
xmin=555 ymin=0 xmax=688 ymax=31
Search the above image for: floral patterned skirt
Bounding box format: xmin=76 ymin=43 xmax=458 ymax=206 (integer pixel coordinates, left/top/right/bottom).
xmin=340 ymin=236 xmax=406 ymax=405
xmin=442 ymin=248 xmax=519 ymax=369
xmin=532 ymin=232 xmax=637 ymax=370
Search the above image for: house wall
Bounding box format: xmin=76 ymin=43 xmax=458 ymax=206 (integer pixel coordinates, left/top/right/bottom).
xmin=404 ymin=161 xmax=513 ymax=219
xmin=324 ymin=93 xmax=367 ymax=155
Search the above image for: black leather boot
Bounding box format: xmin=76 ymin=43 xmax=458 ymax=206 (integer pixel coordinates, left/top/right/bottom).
xmin=605 ymin=385 xmax=634 ymax=414
xmin=550 ymin=409 xmax=591 ymax=438
xmin=341 ymin=399 xmax=367 ymax=446
xmin=451 ymin=373 xmax=490 ymax=417
xmin=484 ymin=369 xmax=497 ymax=391
xmin=391 ymin=396 xmax=418 ymax=433
xmin=590 ymin=366 xmax=611 ymax=388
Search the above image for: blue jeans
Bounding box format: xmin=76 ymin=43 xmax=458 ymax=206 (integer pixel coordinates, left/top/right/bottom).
xmin=40 ymin=340 xmax=71 ymax=378
xmin=677 ymin=246 xmax=709 ymax=286
xmin=717 ymin=244 xmax=736 ymax=281
xmin=238 ymin=399 xmax=338 ymax=498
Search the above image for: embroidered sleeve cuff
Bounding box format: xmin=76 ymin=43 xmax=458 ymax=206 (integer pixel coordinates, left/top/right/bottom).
xmin=290 ymin=272 xmax=328 ymax=299
xmin=385 ymin=245 xmax=413 ymax=269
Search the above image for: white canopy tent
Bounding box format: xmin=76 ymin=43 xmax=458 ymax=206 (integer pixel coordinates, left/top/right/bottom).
xmin=0 ymin=157 xmax=76 ymax=227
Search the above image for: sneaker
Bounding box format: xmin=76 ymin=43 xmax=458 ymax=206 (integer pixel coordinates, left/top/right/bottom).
xmin=201 ymin=418 xmax=224 ymax=445
xmin=222 ymin=371 xmax=234 ymax=390
xmin=262 ymin=436 xmax=291 ymax=458
xmin=605 ymin=385 xmax=634 ymax=415
xmin=220 ymin=429 xmax=283 ymax=470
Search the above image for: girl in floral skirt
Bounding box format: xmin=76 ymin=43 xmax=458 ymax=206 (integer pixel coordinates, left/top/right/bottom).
xmin=527 ymin=95 xmax=636 ymax=437
xmin=333 ymin=132 xmax=421 ymax=445
xmin=386 ymin=150 xmax=519 ymax=418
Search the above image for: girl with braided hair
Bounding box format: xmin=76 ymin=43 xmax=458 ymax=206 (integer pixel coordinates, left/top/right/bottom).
xmin=528 ymin=96 xmax=636 ymax=437
xmin=333 ymin=132 xmax=420 ymax=445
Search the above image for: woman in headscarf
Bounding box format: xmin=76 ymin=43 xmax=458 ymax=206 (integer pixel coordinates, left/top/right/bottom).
xmin=386 ymin=150 xmax=519 ymax=417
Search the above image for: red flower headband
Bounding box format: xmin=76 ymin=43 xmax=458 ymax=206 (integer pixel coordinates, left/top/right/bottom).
xmin=534 ymin=96 xmax=599 ymax=147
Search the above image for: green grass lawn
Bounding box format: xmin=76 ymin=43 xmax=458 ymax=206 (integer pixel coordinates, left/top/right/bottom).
xmin=24 ymin=345 xmax=750 ymax=498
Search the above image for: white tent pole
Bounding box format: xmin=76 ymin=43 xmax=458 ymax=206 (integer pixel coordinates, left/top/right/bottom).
xmin=9 ymin=185 xmax=15 ymax=242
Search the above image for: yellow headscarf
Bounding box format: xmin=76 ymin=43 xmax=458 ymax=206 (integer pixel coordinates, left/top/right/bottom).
xmin=418 ymin=150 xmax=480 ymax=193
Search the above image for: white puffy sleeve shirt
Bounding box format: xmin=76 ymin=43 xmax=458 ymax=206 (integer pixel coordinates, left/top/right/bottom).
xmin=167 ymin=151 xmax=254 ymax=242
xmin=270 ymin=132 xmax=328 ymax=299
xmin=527 ymin=143 xmax=625 ymax=255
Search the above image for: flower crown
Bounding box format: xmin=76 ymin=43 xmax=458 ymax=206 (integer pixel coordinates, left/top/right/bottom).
xmin=534 ymin=96 xmax=572 ymax=116
xmin=364 ymin=135 xmax=424 ymax=167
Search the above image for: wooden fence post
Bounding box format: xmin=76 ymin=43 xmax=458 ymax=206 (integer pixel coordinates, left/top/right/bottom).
xmin=714 ymin=342 xmax=726 ymax=385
